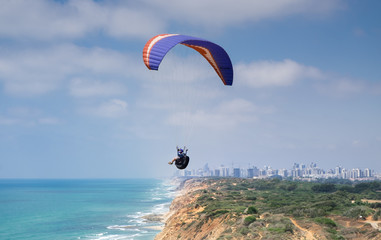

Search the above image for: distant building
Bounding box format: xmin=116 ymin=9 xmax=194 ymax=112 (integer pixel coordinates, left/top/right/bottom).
xmin=351 ymin=168 xmax=361 ymax=179
xmin=335 ymin=166 xmax=342 ymax=176
xmin=278 ymin=169 xmax=288 ymax=178
xmin=233 ymin=168 xmax=240 ymax=178
xmin=220 ymin=166 xmax=229 ymax=177
xmin=364 ymin=168 xmax=372 ymax=177
xmin=177 ymin=161 xmax=378 ymax=181
xmin=203 ymin=164 xmax=210 ymax=173
xmin=247 ymin=168 xmax=254 ymax=178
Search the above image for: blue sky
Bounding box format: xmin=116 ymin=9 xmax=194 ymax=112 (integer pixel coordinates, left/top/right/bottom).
xmin=0 ymin=0 xmax=380 ymax=178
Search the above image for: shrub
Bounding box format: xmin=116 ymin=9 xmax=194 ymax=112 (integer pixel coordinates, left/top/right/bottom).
xmin=370 ymin=202 xmax=381 ymax=208
xmin=238 ymin=227 xmax=250 ymax=235
xmin=244 ymin=216 xmax=256 ymax=225
xmin=314 ymin=217 xmax=337 ymax=228
xmin=245 ymin=194 xmax=257 ymax=201
xmin=373 ymin=209 xmax=381 ymax=220
xmin=284 ymin=223 xmax=294 ymax=233
xmin=247 ymin=206 xmax=258 ymax=214
xmin=312 ymin=200 xmax=337 ymax=212
xmin=207 ymin=209 xmax=229 ymax=219
xmin=312 ymin=183 xmax=337 ymax=193
xmin=344 ymin=206 xmax=372 ymax=219
xmin=267 ymin=227 xmax=285 ymax=233
xmin=354 ymin=181 xmax=381 ymax=193
xmin=287 ymin=184 xmax=297 ymax=191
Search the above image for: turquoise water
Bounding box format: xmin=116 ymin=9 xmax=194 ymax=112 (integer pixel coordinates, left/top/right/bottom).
xmin=0 ymin=179 xmax=177 ymax=240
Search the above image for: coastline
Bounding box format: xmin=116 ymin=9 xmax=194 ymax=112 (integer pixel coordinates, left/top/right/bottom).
xmin=152 ymin=177 xmax=381 ymax=240
xmin=154 ymin=177 xmax=209 ymax=240
xmin=141 ymin=177 xmax=193 ymax=232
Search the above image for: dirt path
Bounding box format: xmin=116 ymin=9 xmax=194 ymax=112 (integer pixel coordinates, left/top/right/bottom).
xmin=289 ymin=218 xmax=316 ymax=240
xmin=362 ymin=199 xmax=381 ymax=204
xmin=365 ymin=221 xmax=381 ymax=230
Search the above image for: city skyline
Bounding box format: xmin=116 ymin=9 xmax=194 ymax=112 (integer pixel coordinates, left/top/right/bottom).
xmin=177 ymin=161 xmax=379 ymax=181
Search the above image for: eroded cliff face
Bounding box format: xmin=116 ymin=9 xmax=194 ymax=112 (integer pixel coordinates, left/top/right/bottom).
xmin=155 ymin=178 xmax=381 ymax=240
xmin=155 ymin=178 xmax=229 ymax=240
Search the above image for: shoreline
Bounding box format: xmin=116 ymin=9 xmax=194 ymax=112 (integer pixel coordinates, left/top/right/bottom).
xmin=154 ymin=177 xmax=210 ymax=240
xmin=141 ymin=177 xmax=192 ymax=232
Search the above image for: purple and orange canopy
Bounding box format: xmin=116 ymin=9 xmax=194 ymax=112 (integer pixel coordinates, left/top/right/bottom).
xmin=143 ymin=34 xmax=233 ymax=86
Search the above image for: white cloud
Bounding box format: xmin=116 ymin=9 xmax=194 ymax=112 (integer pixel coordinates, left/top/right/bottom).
xmin=235 ymin=59 xmax=376 ymax=98
xmin=0 ymin=116 xmax=20 ymax=125
xmin=315 ymin=78 xmax=366 ymax=97
xmin=148 ymin=0 xmax=344 ymax=29
xmin=333 ymin=79 xmax=365 ymax=94
xmin=235 ymin=59 xmax=323 ymax=88
xmin=0 ymin=107 xmax=61 ymax=126
xmin=167 ymin=98 xmax=257 ymax=129
xmin=84 ymin=99 xmax=128 ymax=118
xmin=0 ymin=0 xmax=165 ymax=40
xmin=0 ymin=44 xmax=136 ymax=96
xmin=7 ymin=107 xmax=41 ymax=118
xmin=69 ymin=78 xmax=127 ymax=98
xmin=0 ymin=0 xmax=344 ymax=40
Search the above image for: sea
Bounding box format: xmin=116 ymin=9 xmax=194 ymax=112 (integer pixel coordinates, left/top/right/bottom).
xmin=0 ymin=178 xmax=179 ymax=240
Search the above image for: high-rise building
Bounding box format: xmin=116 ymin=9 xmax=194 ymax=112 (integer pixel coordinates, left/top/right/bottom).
xmin=220 ymin=165 xmax=229 ymax=177
xmin=177 ymin=162 xmax=377 ymax=181
xmin=335 ymin=166 xmax=342 ymax=176
xmin=204 ymin=163 xmax=210 ymax=173
xmin=247 ymin=168 xmax=254 ymax=178
xmin=364 ymin=168 xmax=372 ymax=177
xmin=278 ymin=169 xmax=288 ymax=177
xmin=233 ymin=168 xmax=240 ymax=178
xmin=351 ymin=168 xmax=361 ymax=179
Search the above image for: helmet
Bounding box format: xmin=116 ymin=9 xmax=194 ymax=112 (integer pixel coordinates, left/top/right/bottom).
xmin=179 ymin=149 xmax=183 ymax=153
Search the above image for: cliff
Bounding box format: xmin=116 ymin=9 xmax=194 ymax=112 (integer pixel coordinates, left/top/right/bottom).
xmin=155 ymin=178 xmax=381 ymax=240
xmin=155 ymin=178 xmax=229 ymax=240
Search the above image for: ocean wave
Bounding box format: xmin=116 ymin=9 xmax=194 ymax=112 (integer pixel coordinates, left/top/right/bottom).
xmin=89 ymin=227 xmax=147 ymax=240
xmin=89 ymin=233 xmax=142 ymax=240
xmin=107 ymin=225 xmax=141 ymax=231
xmin=94 ymin=179 xmax=178 ymax=240
xmin=152 ymin=203 xmax=171 ymax=214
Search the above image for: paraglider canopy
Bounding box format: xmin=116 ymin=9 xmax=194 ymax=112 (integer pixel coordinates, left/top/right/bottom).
xmin=143 ymin=34 xmax=233 ymax=86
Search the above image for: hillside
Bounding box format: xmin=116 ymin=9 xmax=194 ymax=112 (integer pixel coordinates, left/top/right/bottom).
xmin=155 ymin=178 xmax=381 ymax=240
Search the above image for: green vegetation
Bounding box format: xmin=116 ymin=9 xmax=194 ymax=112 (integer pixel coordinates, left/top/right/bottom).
xmin=194 ymin=179 xmax=381 ymax=219
xmin=373 ymin=209 xmax=381 ymax=220
xmin=247 ymin=206 xmax=258 ymax=214
xmin=188 ymin=178 xmax=381 ymax=239
xmin=312 ymin=183 xmax=337 ymax=192
xmin=343 ymin=206 xmax=373 ymax=219
xmin=314 ymin=217 xmax=337 ymax=228
xmin=243 ymin=215 xmax=256 ymax=225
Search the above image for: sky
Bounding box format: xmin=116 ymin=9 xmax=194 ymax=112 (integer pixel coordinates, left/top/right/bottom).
xmin=0 ymin=0 xmax=380 ymax=178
